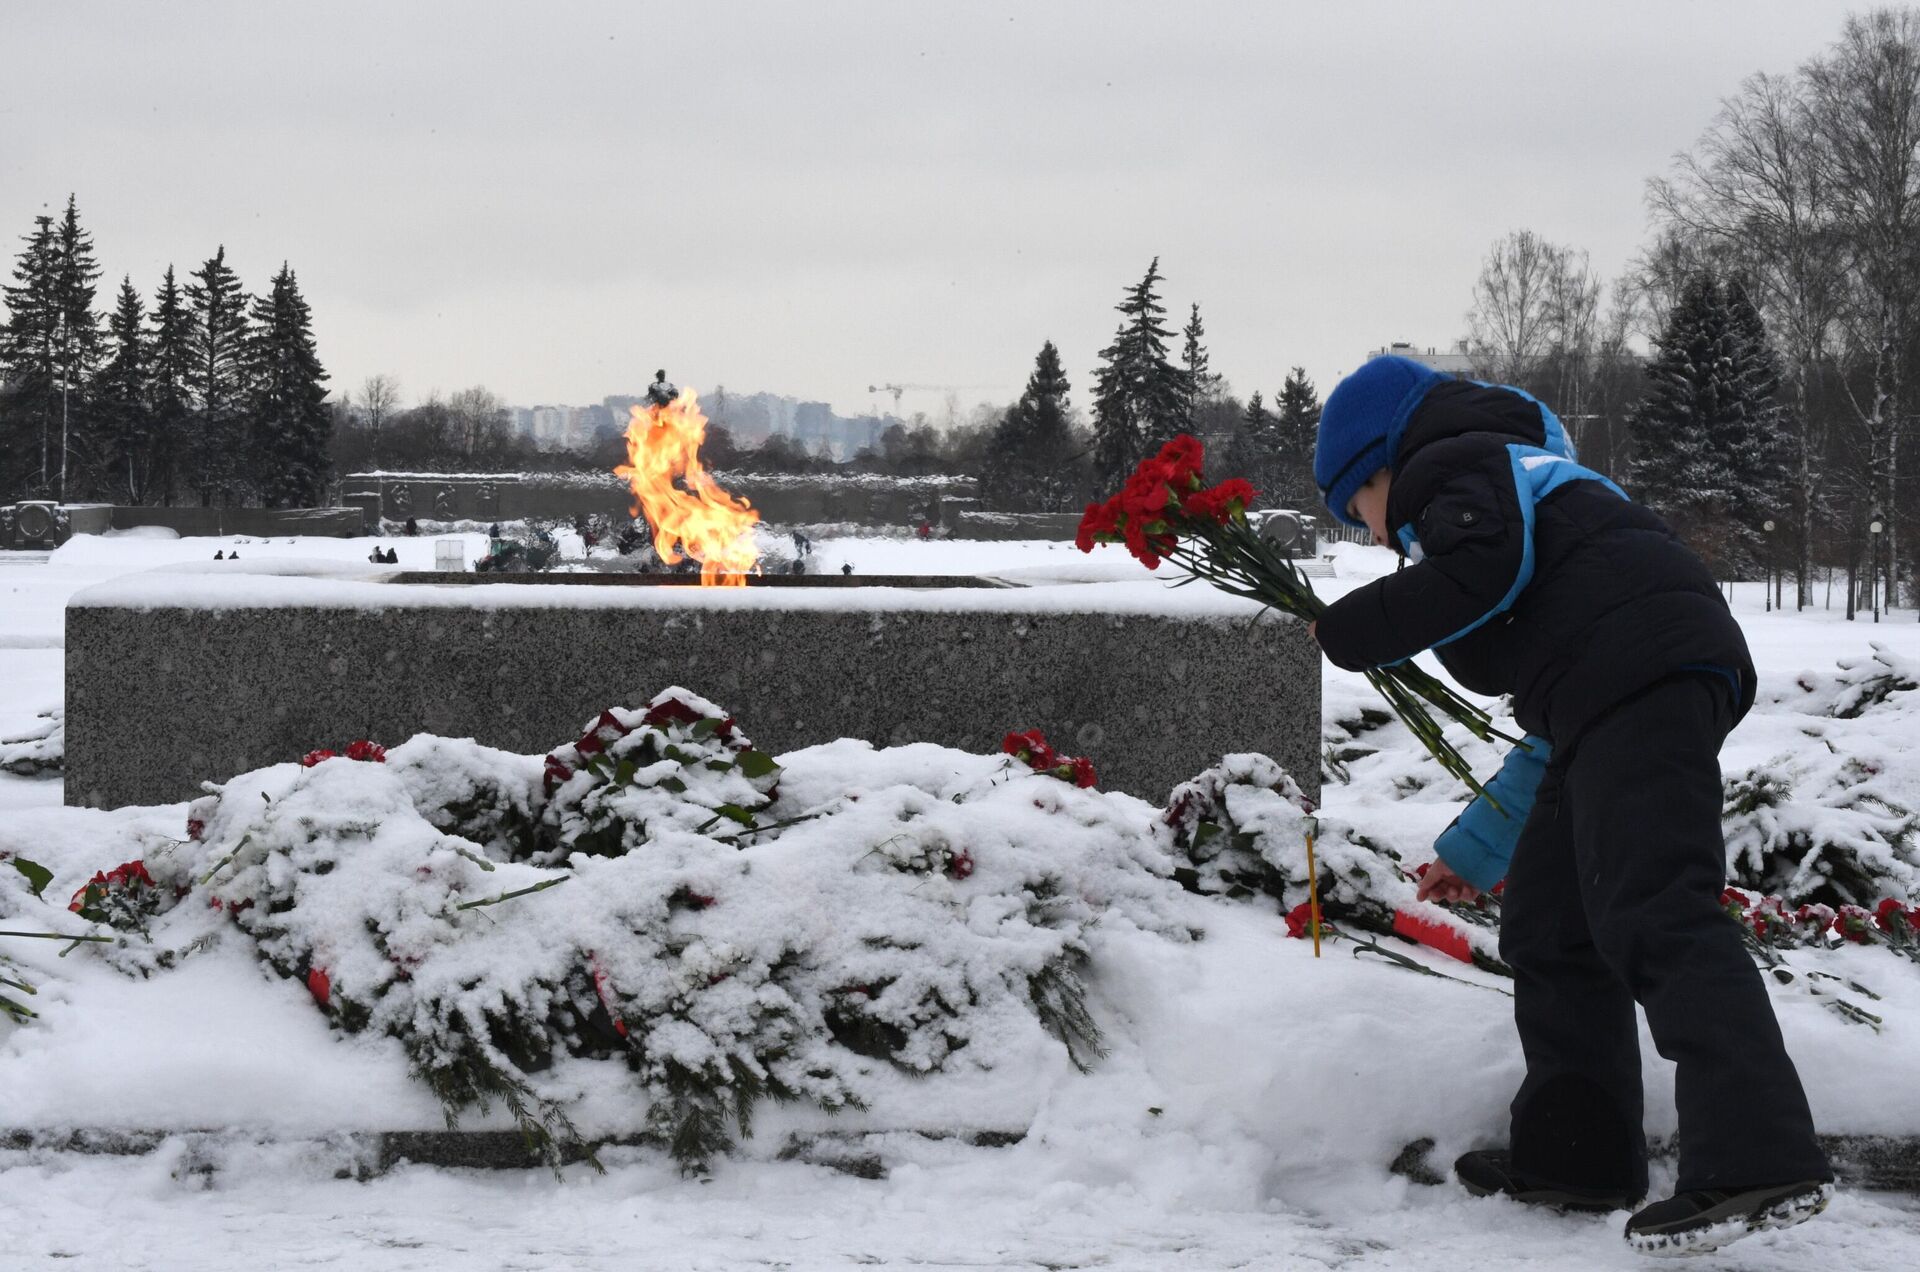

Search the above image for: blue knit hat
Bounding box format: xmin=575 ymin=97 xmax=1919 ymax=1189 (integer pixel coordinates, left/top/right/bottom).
xmin=1314 ymin=355 xmax=1449 ymax=527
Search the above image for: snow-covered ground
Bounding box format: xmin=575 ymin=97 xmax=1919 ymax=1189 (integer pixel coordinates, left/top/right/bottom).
xmin=2 ymin=530 xmax=1919 ymax=1270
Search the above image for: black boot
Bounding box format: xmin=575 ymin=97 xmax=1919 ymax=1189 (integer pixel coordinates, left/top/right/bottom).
xmin=1624 ymin=1181 xmax=1833 ymax=1256
xmin=1455 ymin=1150 xmax=1639 ymax=1212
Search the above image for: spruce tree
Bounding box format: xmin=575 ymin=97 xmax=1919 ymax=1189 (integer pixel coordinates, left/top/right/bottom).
xmin=0 ymin=215 xmax=59 ymax=495
xmin=49 ymin=195 xmax=102 ymax=500
xmin=94 ymin=278 xmax=151 ymax=503
xmin=184 ymin=247 xmax=250 ymax=505
xmin=983 ymin=340 xmax=1076 ymax=510
xmin=1180 ymin=303 xmax=1223 ymax=431
xmin=1723 ymin=279 xmax=1795 ymax=529
xmin=1225 ymin=390 xmax=1273 ymax=490
xmin=248 ymin=264 xmax=332 ymax=508
xmin=147 ymin=267 xmax=195 ymax=506
xmin=1272 ymin=367 xmax=1322 ymax=511
xmin=1629 ymin=270 xmax=1777 ymax=570
xmin=1091 ymin=258 xmax=1185 ymax=485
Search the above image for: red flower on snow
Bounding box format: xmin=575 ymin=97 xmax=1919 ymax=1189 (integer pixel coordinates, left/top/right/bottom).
xmin=1833 ymin=905 xmax=1875 ymax=943
xmin=68 ymin=860 xmax=154 ymax=913
xmin=302 ymin=739 xmax=387 ymax=768
xmin=1285 ymin=901 xmax=1328 ymax=940
xmin=1003 ymin=728 xmax=1098 ymax=789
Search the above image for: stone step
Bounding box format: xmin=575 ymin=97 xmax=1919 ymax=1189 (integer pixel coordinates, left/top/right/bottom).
xmin=6 ymin=1127 xmax=1914 ymax=1191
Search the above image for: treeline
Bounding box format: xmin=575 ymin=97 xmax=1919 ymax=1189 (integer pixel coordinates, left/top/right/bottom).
xmin=0 ymin=197 xmax=331 ymax=507
xmin=1465 ymin=7 xmax=1920 ymax=609
xmin=973 ymin=257 xmax=1323 ymax=515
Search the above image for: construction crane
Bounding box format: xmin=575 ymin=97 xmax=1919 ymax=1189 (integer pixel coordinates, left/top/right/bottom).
xmin=866 ymin=382 xmax=1002 ymax=417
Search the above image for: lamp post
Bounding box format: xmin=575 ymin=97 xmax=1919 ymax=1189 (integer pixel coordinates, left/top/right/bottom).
xmin=1870 ymin=519 xmax=1884 ymax=624
xmin=1763 ymin=519 xmax=1776 ymax=613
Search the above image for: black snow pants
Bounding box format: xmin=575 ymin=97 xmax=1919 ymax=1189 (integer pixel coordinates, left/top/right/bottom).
xmin=1499 ymin=672 xmax=1831 ymax=1195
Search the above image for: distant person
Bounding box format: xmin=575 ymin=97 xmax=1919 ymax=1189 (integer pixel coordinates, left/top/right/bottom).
xmin=214 ymin=550 xmax=224 ymax=560
xmin=228 ymin=550 xmax=238 ymax=560
xmin=384 ymin=547 xmax=399 ymax=565
xmin=916 ymin=520 xmax=932 ymax=541
xmin=404 ymin=517 xmax=419 ymax=537
xmin=368 ymin=544 xmax=385 ymax=564
xmin=841 ymin=562 xmax=853 ymax=576
xmin=646 ymin=369 xmax=678 ymax=408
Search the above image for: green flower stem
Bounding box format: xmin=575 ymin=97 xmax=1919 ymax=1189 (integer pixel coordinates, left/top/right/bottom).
xmin=455 ymin=876 xmax=569 ymax=911
xmin=1348 ymin=934 xmax=1512 ymax=996
xmin=0 ymin=930 xmax=114 ymax=943
xmin=1144 ymin=515 xmax=1523 ymax=808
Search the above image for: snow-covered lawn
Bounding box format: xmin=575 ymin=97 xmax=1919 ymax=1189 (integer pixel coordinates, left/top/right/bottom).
xmin=2 ymin=531 xmax=1919 ymax=1270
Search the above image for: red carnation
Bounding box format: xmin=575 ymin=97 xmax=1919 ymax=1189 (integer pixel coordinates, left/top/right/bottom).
xmin=589 ymin=956 xmax=630 ymax=1038
xmin=307 ymin=966 xmax=331 ymax=1007
xmin=344 ymin=739 xmax=387 ymax=763
xmin=1285 ymin=901 xmax=1327 ymax=940
xmin=68 ymin=871 xmax=107 ymax=912
xmin=186 ymin=817 xmax=206 ymax=841
xmin=300 ymin=748 xmax=338 ymax=768
xmin=946 ymin=849 xmax=975 ymax=881
xmin=1875 ymin=897 xmax=1912 ymax=935
xmin=1719 ymin=887 xmax=1751 ymax=915
xmin=1003 ymin=729 xmax=1058 ymax=769
xmin=1833 ymin=906 xmax=1874 ymax=943
xmin=1069 ymin=755 xmax=1097 ymax=789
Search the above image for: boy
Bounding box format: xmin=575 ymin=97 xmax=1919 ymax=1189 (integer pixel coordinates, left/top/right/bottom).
xmin=1309 ymin=355 xmax=1831 ymax=1256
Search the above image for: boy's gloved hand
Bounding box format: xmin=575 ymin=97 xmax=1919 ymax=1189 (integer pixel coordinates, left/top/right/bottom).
xmin=1416 ymin=858 xmax=1480 ymax=904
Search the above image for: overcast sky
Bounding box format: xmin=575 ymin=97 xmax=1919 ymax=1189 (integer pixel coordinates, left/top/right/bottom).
xmin=0 ymin=1 xmax=1885 ymax=420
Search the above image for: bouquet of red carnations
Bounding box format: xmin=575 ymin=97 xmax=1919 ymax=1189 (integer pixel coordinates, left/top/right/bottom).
xmin=1077 ymin=435 xmax=1522 ymax=805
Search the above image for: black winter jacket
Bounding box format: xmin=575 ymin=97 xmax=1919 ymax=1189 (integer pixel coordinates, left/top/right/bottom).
xmin=1315 ymin=380 xmax=1756 ymax=750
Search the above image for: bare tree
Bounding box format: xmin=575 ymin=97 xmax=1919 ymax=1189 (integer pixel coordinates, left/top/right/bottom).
xmin=1465 ymin=229 xmax=1603 ymax=447
xmin=1651 ymin=70 xmax=1846 ymax=607
xmin=1805 ymin=8 xmax=1920 ymax=608
xmin=358 ymin=373 xmax=401 ymax=471
xmin=447 ymin=385 xmax=508 ymax=462
xmin=1466 ymin=230 xmax=1564 ymax=386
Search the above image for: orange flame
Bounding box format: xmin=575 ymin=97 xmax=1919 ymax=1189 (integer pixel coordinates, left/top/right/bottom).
xmin=615 ymin=389 xmax=761 ymax=586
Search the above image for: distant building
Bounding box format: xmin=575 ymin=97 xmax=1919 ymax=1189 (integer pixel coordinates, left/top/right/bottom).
xmin=529 ymin=406 xmax=570 ymax=451
xmin=1367 ymin=342 xmax=1482 ymax=376
xmin=506 ymin=389 xmax=905 ymax=458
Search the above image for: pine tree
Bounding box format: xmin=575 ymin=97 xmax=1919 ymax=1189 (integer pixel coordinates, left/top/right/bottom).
xmin=982 ymin=340 xmax=1077 ymax=510
xmin=184 ymin=247 xmax=250 ymax=505
xmin=1091 ymin=258 xmax=1185 ymax=485
xmin=49 ymin=195 xmax=102 ymax=501
xmin=248 ymin=264 xmax=332 ymax=508
xmin=1272 ymin=367 xmax=1323 ymax=511
xmin=94 ymin=278 xmax=151 ymax=503
xmin=147 ymin=267 xmax=195 ymax=505
xmin=0 ymin=215 xmax=59 ymax=495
